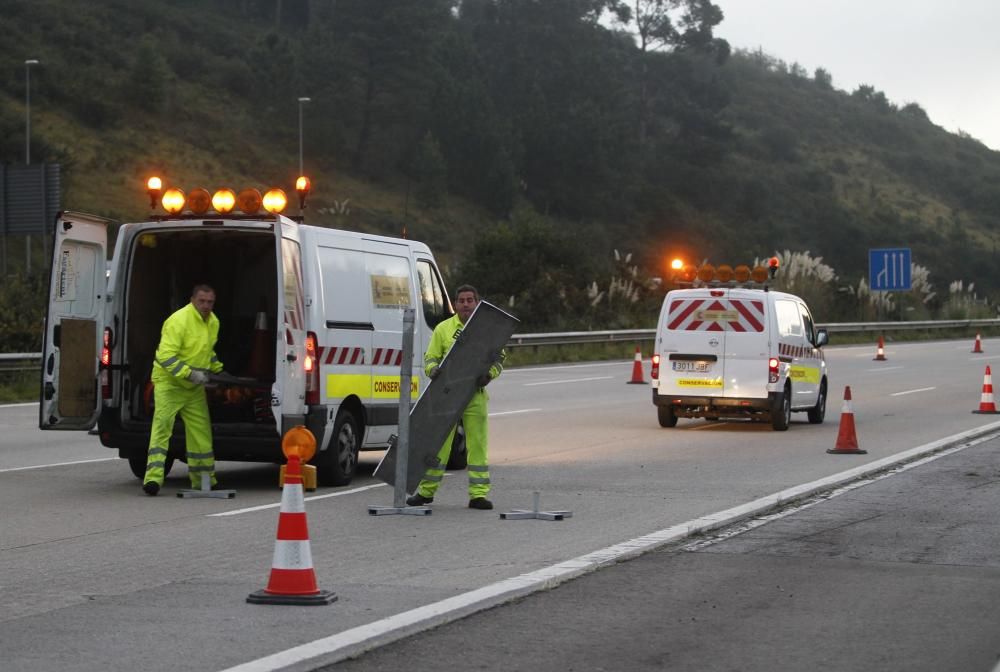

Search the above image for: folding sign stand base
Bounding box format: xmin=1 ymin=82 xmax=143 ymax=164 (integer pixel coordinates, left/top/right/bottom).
xmin=177 ymin=472 xmax=236 ymax=499
xmin=500 ymin=492 xmax=572 ymax=521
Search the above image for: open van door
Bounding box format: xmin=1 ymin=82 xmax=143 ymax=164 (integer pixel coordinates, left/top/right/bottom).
xmin=275 ymin=215 xmax=306 ymax=427
xmin=40 ymin=212 xmax=110 ymax=430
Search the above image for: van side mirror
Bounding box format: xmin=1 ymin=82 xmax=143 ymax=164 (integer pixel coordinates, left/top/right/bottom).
xmin=815 ymin=328 xmax=829 ymax=347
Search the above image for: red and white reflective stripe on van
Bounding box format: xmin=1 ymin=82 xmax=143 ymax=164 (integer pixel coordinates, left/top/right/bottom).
xmin=667 ymin=298 xmax=765 ymax=332
xmin=372 ymin=348 xmax=404 ymax=366
xmin=316 ymin=346 xmax=365 ymax=366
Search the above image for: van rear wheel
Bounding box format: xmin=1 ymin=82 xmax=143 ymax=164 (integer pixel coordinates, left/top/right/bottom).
xmin=318 ymin=408 xmax=360 ymax=486
xmin=128 ymin=454 xmax=174 ymax=479
xmin=657 ymin=405 xmax=678 ymax=428
xmin=771 ymin=385 xmax=791 ymax=431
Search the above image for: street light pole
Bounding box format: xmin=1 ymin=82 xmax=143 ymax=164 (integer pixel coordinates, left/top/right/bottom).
xmin=297 ymin=97 xmax=311 ymax=176
xmin=25 ymin=59 xmax=39 ymax=165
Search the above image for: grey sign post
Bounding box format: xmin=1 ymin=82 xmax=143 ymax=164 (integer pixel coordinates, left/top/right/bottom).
xmin=368 ymin=308 xmax=431 ymax=516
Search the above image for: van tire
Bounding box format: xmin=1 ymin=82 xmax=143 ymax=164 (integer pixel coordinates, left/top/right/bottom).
xmin=318 ymin=408 xmax=360 ymax=486
xmin=128 ymin=454 xmax=174 ymax=479
xmin=657 ymin=405 xmax=678 ymax=428
xmin=446 ymin=422 xmax=468 ymax=470
xmin=771 ymin=385 xmax=791 ymax=431
xmin=807 ymin=381 xmax=827 ymax=424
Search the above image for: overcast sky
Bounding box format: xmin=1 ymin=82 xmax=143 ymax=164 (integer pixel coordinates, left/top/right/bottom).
xmin=712 ymin=0 xmax=1000 ymax=151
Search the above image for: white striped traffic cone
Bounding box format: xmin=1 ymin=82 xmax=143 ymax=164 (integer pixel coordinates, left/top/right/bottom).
xmin=627 ymin=346 xmax=647 ymax=384
xmin=873 ymin=335 xmax=887 ymax=361
xmin=828 ymin=386 xmax=866 ymax=454
xmin=972 ymin=333 xmax=984 ymax=354
xmin=972 ymin=366 xmax=1000 ymax=414
xmin=247 ymin=454 xmax=337 ymax=605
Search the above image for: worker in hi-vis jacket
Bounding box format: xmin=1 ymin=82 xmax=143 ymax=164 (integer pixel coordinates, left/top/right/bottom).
xmin=407 ymin=284 xmax=505 ymax=510
xmin=142 ymin=284 xmax=225 ymax=496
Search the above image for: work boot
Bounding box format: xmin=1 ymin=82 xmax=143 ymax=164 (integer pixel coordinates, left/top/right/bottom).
xmin=143 ymin=481 xmax=160 ymax=496
xmin=406 ymin=493 xmax=433 ymax=506
xmin=468 ymin=497 xmax=493 ymax=510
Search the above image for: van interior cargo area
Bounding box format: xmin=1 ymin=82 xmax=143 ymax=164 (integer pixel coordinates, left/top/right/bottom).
xmin=122 ymin=227 xmax=278 ymax=430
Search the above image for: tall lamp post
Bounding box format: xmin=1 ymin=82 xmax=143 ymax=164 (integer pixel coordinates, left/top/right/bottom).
xmin=297 ymin=96 xmax=311 ymax=176
xmin=25 ymin=59 xmax=39 ymax=165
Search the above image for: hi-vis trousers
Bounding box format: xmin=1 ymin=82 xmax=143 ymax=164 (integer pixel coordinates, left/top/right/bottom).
xmin=415 ymin=389 xmax=490 ymax=499
xmin=143 ymin=383 xmax=217 ymax=489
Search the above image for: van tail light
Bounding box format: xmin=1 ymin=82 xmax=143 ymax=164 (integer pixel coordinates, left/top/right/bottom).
xmin=768 ymin=357 xmax=780 ymax=384
xmin=651 ymin=353 xmax=660 ymax=380
xmin=304 ymin=331 xmax=320 ymax=405
xmin=101 ymin=327 xmax=112 ymax=399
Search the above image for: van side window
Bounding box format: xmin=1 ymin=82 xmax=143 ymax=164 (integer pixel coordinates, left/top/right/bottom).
xmin=798 ymin=304 xmax=816 ymax=344
xmin=417 ymin=259 xmax=450 ymax=328
xmin=775 ymin=300 xmax=803 ymax=338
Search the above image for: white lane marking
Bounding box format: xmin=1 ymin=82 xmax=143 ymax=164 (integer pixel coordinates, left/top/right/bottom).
xmin=489 ymin=408 xmax=541 ymax=417
xmin=890 ymin=386 xmax=936 ymax=397
xmin=0 ymin=401 xmax=39 ymax=408
xmin=505 ymin=361 xmax=628 ymax=373
xmin=0 ymin=457 xmax=117 ymax=473
xmin=968 ymin=355 xmax=1000 ymax=361
xmin=209 ymin=483 xmax=389 ymax=517
xmin=865 ymin=365 xmax=903 ymax=372
xmin=524 ymin=376 xmax=613 ymax=387
xmin=214 ymin=420 xmax=1000 ymax=672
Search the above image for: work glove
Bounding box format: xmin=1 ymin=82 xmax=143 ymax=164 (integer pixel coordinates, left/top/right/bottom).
xmin=188 ymin=369 xmax=209 ymax=385
xmin=476 ymin=373 xmax=492 ymax=387
xmin=428 ymin=366 xmax=441 ymax=379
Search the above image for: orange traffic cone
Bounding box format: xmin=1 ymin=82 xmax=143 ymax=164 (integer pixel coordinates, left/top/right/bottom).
xmin=827 ymin=386 xmax=866 ymax=454
xmin=247 ymin=454 xmax=337 ymax=605
xmin=972 ymin=366 xmax=1000 ymax=414
xmin=873 ymin=336 xmax=887 ymax=361
xmin=972 ymin=333 xmax=984 ymax=354
xmin=627 ymin=346 xmax=647 ymax=384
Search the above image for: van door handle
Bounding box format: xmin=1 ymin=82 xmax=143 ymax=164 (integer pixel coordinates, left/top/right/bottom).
xmin=287 ymin=353 xmax=297 ymax=362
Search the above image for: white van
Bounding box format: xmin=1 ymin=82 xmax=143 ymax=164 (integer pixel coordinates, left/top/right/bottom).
xmin=40 ymin=203 xmax=453 ymax=486
xmin=651 ymin=285 xmax=829 ymax=430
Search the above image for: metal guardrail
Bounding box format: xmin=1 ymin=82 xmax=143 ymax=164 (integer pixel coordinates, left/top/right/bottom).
xmin=4 ymin=319 xmax=1000 ymax=367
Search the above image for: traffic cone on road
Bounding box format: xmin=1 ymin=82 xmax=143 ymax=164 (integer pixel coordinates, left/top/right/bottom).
xmin=627 ymin=346 xmax=647 ymax=384
xmin=972 ymin=366 xmax=1000 ymax=414
xmin=827 ymin=386 xmax=866 ymax=454
xmin=972 ymin=333 xmax=984 ymax=354
xmin=247 ymin=453 xmax=337 ymax=605
xmin=873 ymin=336 xmax=887 ymax=361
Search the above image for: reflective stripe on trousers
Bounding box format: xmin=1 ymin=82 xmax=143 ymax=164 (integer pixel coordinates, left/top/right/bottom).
xmin=143 ymin=382 xmax=216 ymax=488
xmin=416 ymin=389 xmax=490 ymax=499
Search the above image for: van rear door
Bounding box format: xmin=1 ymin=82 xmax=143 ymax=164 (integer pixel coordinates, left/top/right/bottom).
xmin=661 ymin=290 xmax=768 ymax=399
xmin=40 ymin=212 xmax=110 ymax=429
xmin=276 ymin=215 xmax=306 ymax=425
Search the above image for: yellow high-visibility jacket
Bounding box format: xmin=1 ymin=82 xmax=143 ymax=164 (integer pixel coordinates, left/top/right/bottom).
xmin=151 ymin=303 xmax=224 ymax=389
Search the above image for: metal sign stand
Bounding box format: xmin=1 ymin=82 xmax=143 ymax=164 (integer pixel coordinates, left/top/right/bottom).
xmin=500 ymin=491 xmax=572 ymax=521
xmin=369 ymin=308 xmax=431 ymax=517
xmin=177 ymin=472 xmax=236 ymax=499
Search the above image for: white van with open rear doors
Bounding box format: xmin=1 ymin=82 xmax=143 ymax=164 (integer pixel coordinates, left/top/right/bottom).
xmin=40 ymin=177 xmax=453 ymax=486
xmin=651 ymin=259 xmax=829 ymax=430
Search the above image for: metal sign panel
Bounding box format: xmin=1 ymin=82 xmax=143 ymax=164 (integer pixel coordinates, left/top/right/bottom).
xmin=375 ymin=301 xmax=520 ymax=492
xmin=0 ymin=163 xmax=62 ymax=235
xmin=869 ymin=247 xmax=912 ymax=291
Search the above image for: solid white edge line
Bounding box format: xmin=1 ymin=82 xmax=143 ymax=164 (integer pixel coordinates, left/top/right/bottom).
xmin=865 ymin=365 xmax=903 ymax=372
xmin=215 ymin=419 xmax=1000 ymax=672
xmin=489 ymin=408 xmax=542 ymax=417
xmin=0 ymin=457 xmax=117 ymax=473
xmin=0 ymin=401 xmax=39 ymax=408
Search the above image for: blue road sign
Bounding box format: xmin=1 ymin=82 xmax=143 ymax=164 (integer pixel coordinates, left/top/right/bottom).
xmin=869 ymin=248 xmax=912 ymax=291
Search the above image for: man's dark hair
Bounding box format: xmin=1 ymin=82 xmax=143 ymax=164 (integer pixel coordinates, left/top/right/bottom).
xmin=192 ymin=284 xmax=216 ymax=297
xmin=454 ymin=284 xmax=479 ymax=301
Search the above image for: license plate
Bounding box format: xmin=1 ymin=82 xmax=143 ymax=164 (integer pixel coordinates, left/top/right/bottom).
xmin=672 ymin=360 xmax=712 ymax=373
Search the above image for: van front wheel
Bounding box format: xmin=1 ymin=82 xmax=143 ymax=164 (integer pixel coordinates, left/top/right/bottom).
xmin=657 ymin=405 xmax=678 ymax=428
xmin=318 ymin=408 xmax=360 ymax=486
xmin=771 ymin=385 xmax=791 ymax=431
